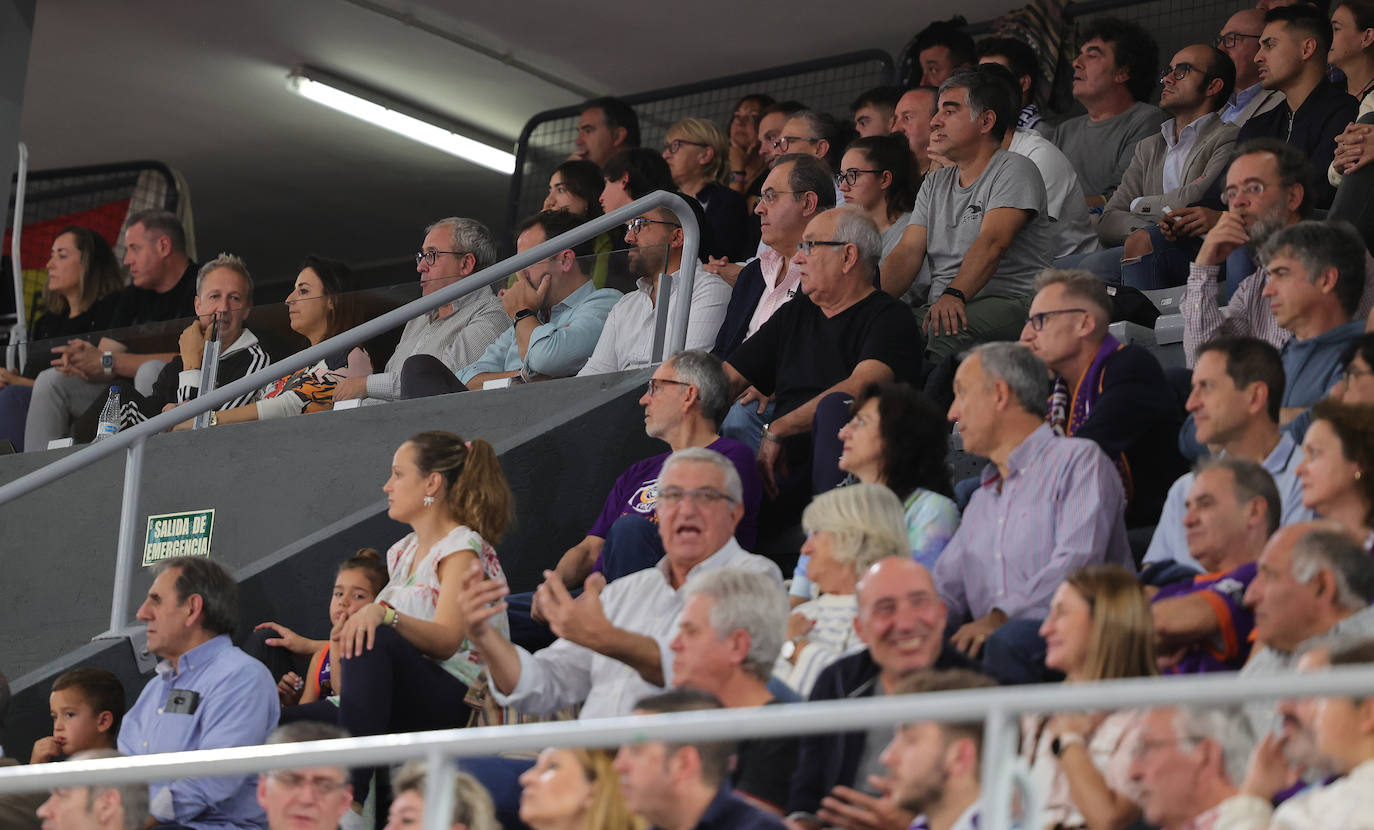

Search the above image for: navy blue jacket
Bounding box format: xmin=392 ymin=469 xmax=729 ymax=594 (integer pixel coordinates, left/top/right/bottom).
xmin=713 ymin=258 xmax=768 ymax=358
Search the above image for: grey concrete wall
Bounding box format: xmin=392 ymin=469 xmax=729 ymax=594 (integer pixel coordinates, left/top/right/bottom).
xmin=0 ymin=368 xmax=659 ymax=680
xmin=0 ymin=1 xmax=34 ymax=229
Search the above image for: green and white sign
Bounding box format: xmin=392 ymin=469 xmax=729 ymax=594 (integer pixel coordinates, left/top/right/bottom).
xmin=143 ymin=509 xmax=215 ymax=566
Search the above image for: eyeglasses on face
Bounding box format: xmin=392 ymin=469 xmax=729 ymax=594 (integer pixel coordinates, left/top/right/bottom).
xmin=646 ymin=377 xmax=691 ymax=396
xmin=837 ymin=168 xmax=884 ymax=186
xmin=1220 ymin=181 xmax=1268 ymax=206
xmin=627 ymin=217 xmax=682 ymax=235
xmin=1341 ymin=364 xmax=1373 ymax=385
xmin=268 ymin=771 xmax=350 ymax=797
xmin=1215 ymin=32 xmax=1260 ymax=49
xmin=758 ymin=189 xmax=804 ymax=206
xmin=771 ymin=135 xmax=819 ymax=152
xmin=663 ymin=139 xmax=709 ymax=155
xmin=415 ymin=250 xmax=470 ymax=267
xmin=1025 ymin=308 xmax=1088 ymax=331
xmin=798 ymin=240 xmax=848 ymax=255
xmin=658 ymin=486 xmax=735 ymax=507
xmin=1159 ymin=62 xmax=1206 ymax=83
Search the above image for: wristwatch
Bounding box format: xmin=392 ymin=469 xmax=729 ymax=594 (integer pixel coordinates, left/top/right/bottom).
xmin=207 ymin=411 xmax=219 ymax=427
xmin=760 ymin=423 xmax=782 ymax=444
xmin=512 ymin=308 xmax=537 ymax=324
xmin=1051 ymin=732 xmax=1085 ymax=757
xmin=780 ymin=638 xmax=804 ymax=661
xmin=101 ymin=351 xmax=115 ymax=378
xmin=942 ymin=286 xmax=967 ymax=303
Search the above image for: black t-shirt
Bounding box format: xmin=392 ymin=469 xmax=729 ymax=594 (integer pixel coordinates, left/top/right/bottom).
xmin=732 ymin=699 xmax=799 ymax=813
xmin=24 ymin=293 xmax=121 ymax=377
xmin=726 ymin=288 xmax=922 ymax=418
xmin=107 ymin=262 xmax=199 ymax=330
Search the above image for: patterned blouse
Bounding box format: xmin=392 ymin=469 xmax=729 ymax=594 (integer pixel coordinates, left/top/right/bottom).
xmin=378 ymin=525 xmax=508 ymax=687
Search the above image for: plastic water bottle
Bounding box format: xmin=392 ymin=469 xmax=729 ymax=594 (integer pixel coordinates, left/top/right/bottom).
xmin=94 ymin=386 xmax=121 ymax=441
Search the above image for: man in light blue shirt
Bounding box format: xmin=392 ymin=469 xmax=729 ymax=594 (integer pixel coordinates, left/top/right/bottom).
xmin=119 ymin=556 xmax=279 ymax=830
xmin=459 ymin=210 xmax=621 ymax=389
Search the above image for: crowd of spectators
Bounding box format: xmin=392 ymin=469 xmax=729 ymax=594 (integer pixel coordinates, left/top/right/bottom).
xmin=9 ymin=3 xmax=1374 ymax=830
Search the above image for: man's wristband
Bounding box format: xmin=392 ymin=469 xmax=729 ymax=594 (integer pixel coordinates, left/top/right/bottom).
xmin=761 ymin=424 xmax=782 ymax=443
xmin=942 ymin=287 xmax=967 ymax=304
xmin=512 ymin=308 xmax=537 ymax=324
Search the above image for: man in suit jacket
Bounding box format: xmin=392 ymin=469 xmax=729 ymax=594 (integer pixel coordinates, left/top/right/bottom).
xmin=1099 ymin=44 xmax=1239 ymax=248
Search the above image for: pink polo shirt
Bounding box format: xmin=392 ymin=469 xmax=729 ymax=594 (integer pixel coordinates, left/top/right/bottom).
xmin=745 ymin=245 xmax=804 ymax=340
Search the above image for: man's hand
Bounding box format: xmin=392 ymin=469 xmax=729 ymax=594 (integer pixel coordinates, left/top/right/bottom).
xmin=536 ymin=571 xmax=612 ymax=649
xmin=736 ymin=385 xmax=771 ymax=415
xmin=179 ymin=319 xmax=208 ymax=369
xmin=950 ymin=610 xmax=1007 ymax=658
xmin=332 ymin=376 xmax=369 ymax=402
xmin=1161 ymin=206 xmax=1220 ymax=241
xmin=757 ymin=434 xmax=787 ymax=500
xmin=456 ymin=561 xmax=509 ymax=644
xmin=926 ymin=150 xmax=953 ymax=172
xmin=1241 ymin=731 xmax=1298 ymax=801
xmin=502 ymin=271 xmax=549 ymax=319
xmin=30 ymin=736 xmax=63 ymax=764
xmin=1196 ymin=211 xmax=1252 ymax=267
xmin=923 ymin=293 xmax=967 ymax=337
xmin=817 ymin=782 xmax=913 ymax=830
xmin=704 ymin=256 xmax=743 ymax=286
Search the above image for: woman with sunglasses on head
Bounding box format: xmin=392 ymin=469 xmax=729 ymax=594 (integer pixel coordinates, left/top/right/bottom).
xmin=662 ymin=117 xmax=750 ymax=262
xmin=175 ymin=255 xmax=370 ymax=428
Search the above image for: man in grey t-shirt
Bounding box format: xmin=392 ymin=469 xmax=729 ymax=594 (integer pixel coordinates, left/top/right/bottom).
xmin=886 ymin=66 xmax=1053 ymax=363
xmin=1052 ymin=17 xmax=1167 ymax=205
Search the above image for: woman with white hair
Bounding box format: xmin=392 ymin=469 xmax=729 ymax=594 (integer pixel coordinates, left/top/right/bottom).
xmin=773 ymin=483 xmax=909 ymax=696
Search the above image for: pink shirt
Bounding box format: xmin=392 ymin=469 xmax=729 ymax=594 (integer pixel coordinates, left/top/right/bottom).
xmin=745 ymin=246 xmax=804 ymax=340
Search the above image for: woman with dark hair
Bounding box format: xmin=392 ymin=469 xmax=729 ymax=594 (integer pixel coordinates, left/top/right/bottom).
xmin=1334 ymin=333 xmax=1374 ymax=404
xmin=600 ymin=148 xmax=675 ymax=214
xmin=837 ymin=382 xmax=959 ymax=568
xmin=726 ymin=93 xmax=775 ymax=195
xmin=838 ymin=135 xmax=917 ymax=265
xmin=334 ymin=430 xmax=514 ymax=813
xmin=179 ymin=255 xmax=370 ymax=427
xmin=0 ymin=226 xmax=124 ymax=448
xmin=543 ymin=160 xmax=605 ymax=218
xmin=1023 ymin=564 xmax=1153 ymax=830
xmin=1329 ymin=2 xmax=1374 ymax=190
xmin=1299 ymin=400 xmax=1374 ymax=550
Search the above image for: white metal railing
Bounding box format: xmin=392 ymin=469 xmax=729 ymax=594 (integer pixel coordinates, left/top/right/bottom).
xmin=0 ymin=190 xmax=701 ymax=638
xmin=2 ymin=667 xmax=1374 ymax=830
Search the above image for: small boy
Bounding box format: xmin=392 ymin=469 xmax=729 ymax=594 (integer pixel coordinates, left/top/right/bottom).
xmin=30 ymin=668 xmax=124 ymax=764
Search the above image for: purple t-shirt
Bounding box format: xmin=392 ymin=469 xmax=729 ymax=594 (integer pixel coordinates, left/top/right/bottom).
xmin=588 ymin=437 xmax=762 ymax=565
xmin=1153 ymin=561 xmax=1258 ymax=674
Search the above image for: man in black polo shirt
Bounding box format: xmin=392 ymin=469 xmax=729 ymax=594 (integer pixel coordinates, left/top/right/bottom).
xmin=25 ymin=210 xmax=197 ymax=449
xmin=724 ymin=206 xmax=921 ymax=503
xmin=615 ymin=688 xmax=788 ymax=830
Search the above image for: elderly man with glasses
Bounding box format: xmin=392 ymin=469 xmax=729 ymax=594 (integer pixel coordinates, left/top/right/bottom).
xmin=256 ymin=723 xmax=354 ymax=830
xmin=577 ymin=201 xmax=731 ymax=377
xmin=333 ymin=216 xmax=509 ymax=403
xmin=1217 ymin=8 xmax=1284 ymax=126
xmin=458 ymin=446 xmax=782 ymax=721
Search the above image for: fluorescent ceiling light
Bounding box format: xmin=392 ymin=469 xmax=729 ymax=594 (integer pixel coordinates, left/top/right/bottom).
xmin=286 ymin=69 xmax=515 ymax=175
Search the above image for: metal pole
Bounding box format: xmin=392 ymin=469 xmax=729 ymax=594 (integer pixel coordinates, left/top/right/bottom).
xmin=194 ymin=316 xmax=222 ymax=430
xmin=422 ymin=750 xmax=458 ymax=830
xmin=980 ymin=706 xmax=1018 ymax=830
xmin=9 ymin=142 xmax=27 ymax=333
xmin=107 ymin=438 xmax=145 ymax=634
xmin=666 ymin=211 xmax=700 ymax=355
xmin=650 ymin=271 xmax=672 ymax=362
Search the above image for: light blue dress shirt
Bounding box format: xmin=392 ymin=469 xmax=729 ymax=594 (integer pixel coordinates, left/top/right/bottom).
xmin=118 ymin=634 xmax=279 ymax=829
xmin=458 ymin=281 xmax=622 ymax=384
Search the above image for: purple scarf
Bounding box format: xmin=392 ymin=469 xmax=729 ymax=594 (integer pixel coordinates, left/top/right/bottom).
xmin=1047 ymin=333 xmax=1132 ymax=500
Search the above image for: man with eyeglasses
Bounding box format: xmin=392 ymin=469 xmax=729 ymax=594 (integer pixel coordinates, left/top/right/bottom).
xmin=510 ymin=350 xmax=761 ymax=651
xmin=883 ymin=66 xmax=1053 ymax=364
xmin=459 ymin=447 xmax=782 ymax=721
xmin=1218 ymin=9 xmax=1285 ymax=126
xmin=577 ymin=202 xmax=731 ymax=377
xmin=1097 ymin=46 xmax=1238 ymax=255
xmin=255 ymin=723 xmax=353 ymax=830
xmin=1019 ymin=269 xmax=1185 ymax=528
xmin=1127 ymin=706 xmax=1251 ymax=830
xmin=1237 ymin=4 xmax=1357 ymax=209
xmin=773 ymin=112 xmax=847 ymax=207
xmin=333 ymin=217 xmax=508 ymax=404
xmin=1183 ymin=139 xmax=1374 ymax=369
xmin=713 ymin=154 xmax=836 ymax=450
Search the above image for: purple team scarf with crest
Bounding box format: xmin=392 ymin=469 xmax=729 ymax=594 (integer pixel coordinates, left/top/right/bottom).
xmin=1047 ymin=333 xmax=1132 ymax=501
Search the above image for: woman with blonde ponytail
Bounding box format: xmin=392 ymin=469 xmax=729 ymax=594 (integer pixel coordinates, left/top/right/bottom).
xmin=329 ymin=430 xmax=514 ymax=813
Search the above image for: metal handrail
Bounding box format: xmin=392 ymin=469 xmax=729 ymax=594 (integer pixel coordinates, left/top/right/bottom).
xmin=0 ymin=189 xmax=701 ymax=635
xmin=2 ymin=667 xmax=1373 ymax=830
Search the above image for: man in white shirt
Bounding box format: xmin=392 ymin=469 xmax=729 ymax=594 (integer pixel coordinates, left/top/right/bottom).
xmin=459 ymin=447 xmax=782 ymax=720
xmin=333 ymin=217 xmax=509 ymax=403
xmin=578 ymin=201 xmax=731 ymax=376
